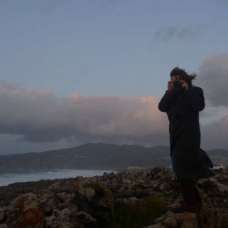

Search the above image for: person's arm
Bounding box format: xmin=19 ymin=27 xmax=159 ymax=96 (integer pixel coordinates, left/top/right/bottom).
xmin=184 ymin=87 xmax=205 ymax=112
xmin=158 ymin=87 xmax=182 ymax=112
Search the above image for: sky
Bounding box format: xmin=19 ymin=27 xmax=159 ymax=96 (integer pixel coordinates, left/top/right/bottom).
xmin=0 ymin=0 xmax=228 ymax=154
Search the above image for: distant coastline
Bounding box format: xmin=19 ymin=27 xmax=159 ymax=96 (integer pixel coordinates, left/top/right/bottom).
xmin=0 ymin=169 xmax=115 ymax=187
xmin=0 ymin=143 xmax=226 ymax=175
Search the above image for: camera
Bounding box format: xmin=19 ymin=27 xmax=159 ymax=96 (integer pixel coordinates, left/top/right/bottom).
xmin=173 ymin=80 xmax=183 ymax=90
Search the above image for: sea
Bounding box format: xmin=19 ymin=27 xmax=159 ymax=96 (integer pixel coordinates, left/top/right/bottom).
xmin=0 ymin=169 xmax=114 ymax=187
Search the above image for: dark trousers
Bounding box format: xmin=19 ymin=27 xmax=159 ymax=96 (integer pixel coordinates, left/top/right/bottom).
xmin=179 ymin=178 xmax=202 ymax=210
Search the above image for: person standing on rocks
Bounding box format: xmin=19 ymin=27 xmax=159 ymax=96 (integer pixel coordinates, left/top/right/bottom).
xmin=158 ymin=67 xmax=214 ymax=213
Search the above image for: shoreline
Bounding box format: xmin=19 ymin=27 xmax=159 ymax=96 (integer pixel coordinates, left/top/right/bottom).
xmin=0 ymin=168 xmax=118 ymax=187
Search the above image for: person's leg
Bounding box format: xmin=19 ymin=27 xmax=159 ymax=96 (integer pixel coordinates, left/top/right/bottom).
xmin=179 ymin=178 xmax=202 ymax=212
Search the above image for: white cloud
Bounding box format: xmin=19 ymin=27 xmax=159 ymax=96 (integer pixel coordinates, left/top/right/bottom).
xmin=0 ymin=82 xmax=168 ymax=146
xmin=1 ymin=53 xmax=228 ymax=151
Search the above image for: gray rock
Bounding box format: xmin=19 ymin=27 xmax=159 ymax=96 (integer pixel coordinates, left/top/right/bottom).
xmin=0 ymin=224 xmax=8 ymax=228
xmin=0 ymin=208 xmax=5 ymax=223
xmin=76 ymin=211 xmax=96 ymax=224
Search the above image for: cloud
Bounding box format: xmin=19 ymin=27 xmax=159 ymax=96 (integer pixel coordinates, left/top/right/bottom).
xmin=200 ymin=105 xmax=228 ymax=125
xmin=198 ymin=54 xmax=228 ymax=107
xmin=154 ymin=26 xmax=202 ymax=42
xmin=0 ymin=82 xmax=168 ymax=145
xmin=195 ymin=53 xmax=228 ymax=149
xmin=201 ymin=114 xmax=228 ymax=149
xmin=1 ymin=52 xmax=228 ymax=150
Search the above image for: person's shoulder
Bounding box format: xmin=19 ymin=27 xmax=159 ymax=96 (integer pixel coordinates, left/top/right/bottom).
xmin=191 ymin=85 xmax=202 ymax=89
xmin=191 ymin=85 xmax=203 ymax=92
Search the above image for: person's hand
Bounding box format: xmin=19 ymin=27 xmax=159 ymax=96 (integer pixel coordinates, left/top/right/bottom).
xmin=180 ymin=80 xmax=189 ymax=90
xmin=168 ymin=81 xmax=174 ymax=91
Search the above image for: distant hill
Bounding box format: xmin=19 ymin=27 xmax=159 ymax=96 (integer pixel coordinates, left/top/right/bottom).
xmin=0 ymin=143 xmax=227 ymax=173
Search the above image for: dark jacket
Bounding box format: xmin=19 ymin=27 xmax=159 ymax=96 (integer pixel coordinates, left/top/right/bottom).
xmin=158 ymin=83 xmax=214 ymax=180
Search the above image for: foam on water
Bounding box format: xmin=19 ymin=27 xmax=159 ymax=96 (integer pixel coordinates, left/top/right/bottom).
xmin=0 ymin=169 xmax=113 ymax=186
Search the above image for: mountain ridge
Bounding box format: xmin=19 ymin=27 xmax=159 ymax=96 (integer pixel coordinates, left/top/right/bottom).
xmin=0 ymin=143 xmax=227 ymax=174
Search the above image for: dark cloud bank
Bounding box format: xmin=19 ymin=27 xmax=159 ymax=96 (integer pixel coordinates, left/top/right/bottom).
xmin=0 ymin=82 xmax=167 ymax=147
xmin=1 ymin=54 xmax=228 ymax=151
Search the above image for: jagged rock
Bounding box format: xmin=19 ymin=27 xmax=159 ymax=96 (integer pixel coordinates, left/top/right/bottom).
xmin=45 ymin=214 xmax=59 ymax=228
xmin=77 ymin=184 xmax=96 ymax=201
xmin=0 ymin=224 xmax=8 ymax=228
xmin=48 ymin=181 xmax=62 ymax=191
xmin=146 ymin=224 xmax=165 ymax=228
xmin=146 ymin=189 xmax=222 ymax=228
xmin=76 ymin=211 xmax=96 ymax=224
xmin=0 ymin=208 xmax=5 ymax=223
xmin=16 ymin=207 xmax=44 ymax=228
xmin=11 ymin=193 xmax=39 ymax=211
xmin=10 ymin=193 xmax=44 ymax=228
xmin=56 ymin=192 xmax=75 ymax=204
xmin=162 ymin=212 xmax=177 ymax=227
xmin=145 ymin=211 xmax=198 ymax=228
xmin=0 ymin=167 xmax=227 ymax=227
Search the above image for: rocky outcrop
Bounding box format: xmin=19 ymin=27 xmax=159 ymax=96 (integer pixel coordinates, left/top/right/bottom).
xmin=0 ymin=167 xmax=228 ymax=227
